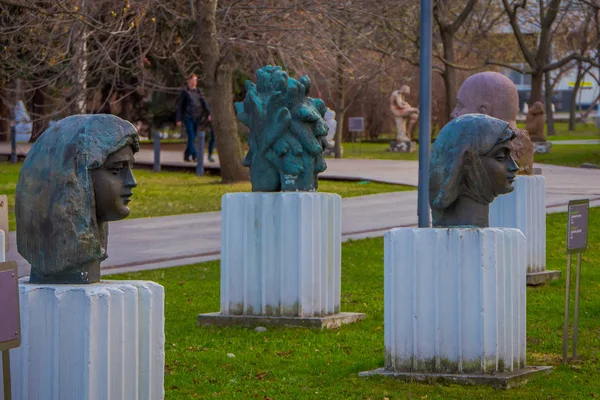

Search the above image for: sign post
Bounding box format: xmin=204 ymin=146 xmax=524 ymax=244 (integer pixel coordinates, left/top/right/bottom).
xmin=348 ymin=117 xmax=364 ymax=155
xmin=562 ymin=199 xmax=590 ymax=363
xmin=0 ymin=261 xmax=20 ymax=400
xmin=0 ymin=196 xmax=8 ymax=252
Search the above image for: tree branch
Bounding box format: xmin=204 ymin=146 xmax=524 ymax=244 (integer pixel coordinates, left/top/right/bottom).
xmin=502 ymin=0 xmax=538 ymax=68
xmin=543 ymin=52 xmax=600 ymax=72
xmin=451 ymin=0 xmax=478 ymax=32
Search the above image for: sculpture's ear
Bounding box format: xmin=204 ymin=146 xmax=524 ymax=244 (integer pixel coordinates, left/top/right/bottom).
xmin=478 ymin=102 xmax=491 ymax=116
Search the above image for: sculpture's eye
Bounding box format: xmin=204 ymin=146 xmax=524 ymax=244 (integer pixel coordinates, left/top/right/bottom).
xmin=494 ymin=148 xmax=508 ymax=162
xmin=110 ymin=166 xmax=123 ymax=175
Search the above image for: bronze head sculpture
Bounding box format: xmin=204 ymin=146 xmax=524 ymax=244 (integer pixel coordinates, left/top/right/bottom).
xmin=16 ymin=114 xmax=139 ymax=284
xmin=429 ymin=114 xmax=519 ymax=228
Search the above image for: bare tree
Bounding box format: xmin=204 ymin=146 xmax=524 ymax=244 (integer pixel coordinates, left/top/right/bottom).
xmin=195 ymin=0 xmax=248 ymax=182
xmin=433 ymin=0 xmax=478 ymax=120
xmin=501 ymin=0 xmax=599 ymax=102
xmin=0 ymin=0 xmax=157 ymax=139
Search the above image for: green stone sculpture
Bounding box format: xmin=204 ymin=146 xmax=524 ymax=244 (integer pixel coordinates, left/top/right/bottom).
xmin=16 ymin=114 xmax=139 ymax=284
xmin=235 ymin=66 xmax=329 ymax=191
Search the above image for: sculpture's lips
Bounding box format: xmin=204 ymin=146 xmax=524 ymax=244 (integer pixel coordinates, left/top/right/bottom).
xmin=121 ymin=192 xmax=133 ymax=204
xmin=507 ymin=176 xmax=516 ymax=183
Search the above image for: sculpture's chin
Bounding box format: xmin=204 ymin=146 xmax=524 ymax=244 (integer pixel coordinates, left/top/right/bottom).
xmin=499 ymin=184 xmax=515 ymax=195
xmin=117 ymin=206 xmax=131 ymax=220
xmin=98 ymin=206 xmax=130 ymax=223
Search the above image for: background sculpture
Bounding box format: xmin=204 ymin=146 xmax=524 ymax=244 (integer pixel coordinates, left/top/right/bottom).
xmin=323 ymin=107 xmax=338 ymax=157
xmin=451 ymin=71 xmax=533 ymax=175
xmin=390 ymin=85 xmax=419 ymax=142
xmin=16 ymin=114 xmax=139 ymax=284
xmin=525 ymin=101 xmax=546 ymax=141
xmin=429 ymin=114 xmax=519 ymax=228
xmin=235 ymin=65 xmax=328 ymax=191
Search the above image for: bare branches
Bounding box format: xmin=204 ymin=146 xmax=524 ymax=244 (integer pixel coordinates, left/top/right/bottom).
xmin=502 ymin=0 xmax=538 ymax=68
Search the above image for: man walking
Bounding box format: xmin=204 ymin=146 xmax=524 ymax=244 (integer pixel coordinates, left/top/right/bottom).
xmin=176 ymin=73 xmax=212 ymax=162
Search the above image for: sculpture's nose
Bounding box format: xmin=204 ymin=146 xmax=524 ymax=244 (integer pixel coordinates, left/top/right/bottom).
xmin=450 ymin=107 xmax=458 ymax=119
xmin=124 ymin=168 xmax=137 ymax=189
xmin=508 ymin=155 xmax=519 ymax=173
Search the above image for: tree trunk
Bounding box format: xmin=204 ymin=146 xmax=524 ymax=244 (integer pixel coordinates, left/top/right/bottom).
xmin=568 ymin=62 xmax=583 ymax=131
xmin=544 ymin=71 xmax=556 ymax=136
xmin=197 ymin=0 xmax=248 ymax=182
xmin=120 ymin=94 xmax=132 ymax=122
xmin=334 ymin=25 xmax=346 ymax=159
xmin=334 ymin=71 xmax=345 ymax=159
xmin=98 ymin=84 xmax=112 ymax=114
xmin=0 ymin=80 xmax=9 ymax=142
xmin=71 ymin=0 xmax=87 ymax=114
xmin=441 ymin=29 xmax=457 ymax=123
xmin=530 ymin=72 xmax=544 ymax=104
xmin=210 ymin=67 xmax=249 ymax=182
xmin=31 ymin=86 xmax=48 ymax=142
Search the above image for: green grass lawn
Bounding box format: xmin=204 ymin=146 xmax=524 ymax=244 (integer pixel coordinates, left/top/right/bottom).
xmin=536 ymin=144 xmax=600 ymax=167
xmin=109 ymin=208 xmax=600 ymax=399
xmin=342 ymin=141 xmax=600 ymax=167
xmin=0 ymin=162 xmax=413 ymax=231
xmin=342 ymin=142 xmax=420 ymax=161
xmin=343 ymin=122 xmax=600 ymax=163
xmin=516 ymin=122 xmax=600 ymax=141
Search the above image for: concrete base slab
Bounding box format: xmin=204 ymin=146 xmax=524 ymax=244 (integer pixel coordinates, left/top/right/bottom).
xmin=197 ymin=312 xmax=365 ymax=329
xmin=359 ymin=366 xmax=553 ymax=390
xmin=389 ymin=141 xmax=416 ymax=153
xmin=527 ymin=270 xmax=561 ymax=286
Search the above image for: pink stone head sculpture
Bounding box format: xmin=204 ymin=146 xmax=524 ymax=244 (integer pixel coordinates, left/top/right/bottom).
xmin=451 ymin=72 xmax=519 ymax=127
xmin=451 ymin=71 xmax=533 ymax=175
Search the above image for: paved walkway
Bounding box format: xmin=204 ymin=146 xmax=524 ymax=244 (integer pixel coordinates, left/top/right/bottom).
xmin=3 ymin=144 xmax=600 ymax=277
xmin=549 ymin=139 xmax=600 ymax=145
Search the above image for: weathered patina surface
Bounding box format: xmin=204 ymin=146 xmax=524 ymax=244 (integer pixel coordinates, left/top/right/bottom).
xmin=16 ymin=114 xmax=139 ymax=284
xmin=429 ymin=114 xmax=519 ymax=227
xmin=235 ymin=66 xmax=328 ymax=191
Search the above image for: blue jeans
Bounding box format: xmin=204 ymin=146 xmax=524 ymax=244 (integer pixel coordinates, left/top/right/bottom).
xmin=184 ymin=117 xmax=216 ymax=160
xmin=183 ymin=116 xmax=199 ymax=160
xmin=207 ymin=124 xmax=215 ymax=157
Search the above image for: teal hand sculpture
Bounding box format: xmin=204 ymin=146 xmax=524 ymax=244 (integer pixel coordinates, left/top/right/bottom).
xmin=235 ymin=65 xmax=329 ymax=191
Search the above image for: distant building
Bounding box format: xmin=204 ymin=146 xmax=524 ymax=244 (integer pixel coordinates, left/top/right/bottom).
xmin=505 ymin=66 xmax=599 ymax=114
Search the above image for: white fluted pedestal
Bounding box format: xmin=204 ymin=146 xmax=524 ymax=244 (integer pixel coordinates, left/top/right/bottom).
xmin=490 ymin=175 xmax=560 ymax=285
xmin=0 ymin=280 xmax=165 ymax=400
xmin=197 ymin=192 xmax=364 ymax=329
xmin=359 ymin=228 xmax=551 ymax=389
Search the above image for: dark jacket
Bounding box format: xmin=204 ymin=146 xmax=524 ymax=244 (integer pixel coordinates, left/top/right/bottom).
xmin=176 ymin=86 xmax=211 ymax=124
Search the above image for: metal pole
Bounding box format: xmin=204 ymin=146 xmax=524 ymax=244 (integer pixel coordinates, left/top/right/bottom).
xmin=573 ymin=252 xmax=583 ymax=359
xmin=10 ymin=127 xmax=16 ymax=163
xmin=359 ymin=130 xmax=362 ymax=155
xmin=562 ymin=254 xmax=572 ymax=363
xmin=153 ymin=130 xmax=161 ymax=173
xmin=196 ymin=131 xmax=205 ymax=176
xmin=417 ymin=0 xmax=432 ymax=228
xmin=2 ymin=351 xmax=11 ymax=400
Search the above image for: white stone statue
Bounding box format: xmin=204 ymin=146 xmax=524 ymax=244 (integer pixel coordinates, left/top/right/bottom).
xmin=390 ymin=86 xmax=419 ymax=142
xmin=324 ymin=107 xmax=337 ymax=149
xmin=14 ymin=100 xmax=32 ymax=142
